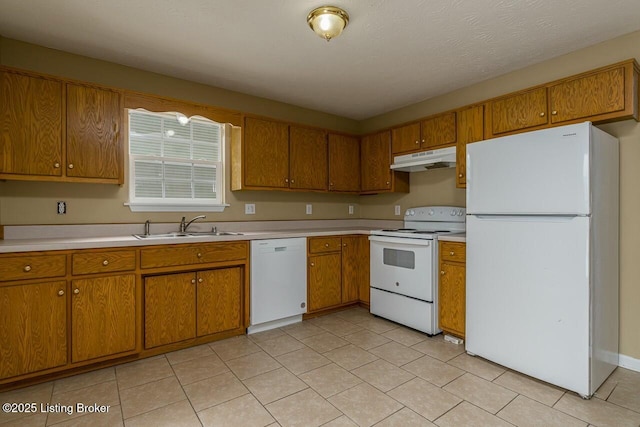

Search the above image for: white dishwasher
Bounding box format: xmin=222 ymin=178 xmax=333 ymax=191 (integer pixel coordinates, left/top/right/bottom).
xmin=249 ymin=238 xmax=307 ymax=334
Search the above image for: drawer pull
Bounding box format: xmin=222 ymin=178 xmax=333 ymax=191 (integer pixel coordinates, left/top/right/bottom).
xmin=539 ymin=112 xmax=545 ymax=117
xmin=325 ymin=243 xmax=329 ymax=248
xmin=198 ymin=278 xmax=203 ymax=283
xmin=551 ymin=110 xmax=558 ymax=115
xmin=68 ymin=163 xmax=74 ymax=169
xmin=459 ymin=173 xmax=463 ymax=178
xmin=102 ymin=260 xmax=109 ymax=266
xmin=23 ymin=265 xmax=32 ymax=272
xmin=54 ymin=162 xmax=60 ymax=168
xmin=58 ymin=289 xmax=65 ymax=296
xmin=191 ymin=279 xmax=196 ymax=284
xmin=450 ymin=251 xmax=455 ymax=256
xmin=310 ymin=262 xmax=315 ymax=267
xmin=73 ymin=288 xmax=80 ymax=295
xmin=197 ymin=253 xmax=202 ymax=258
xmin=441 ymin=270 xmax=445 ymax=275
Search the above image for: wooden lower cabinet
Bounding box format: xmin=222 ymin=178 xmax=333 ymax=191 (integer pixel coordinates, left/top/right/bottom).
xmin=438 ymin=242 xmax=466 ymax=339
xmin=307 ymin=235 xmax=370 ymax=314
xmin=71 ymin=274 xmax=136 ymax=363
xmin=144 ymin=267 xmax=243 ymax=349
xmin=0 ymin=281 xmax=67 ymax=380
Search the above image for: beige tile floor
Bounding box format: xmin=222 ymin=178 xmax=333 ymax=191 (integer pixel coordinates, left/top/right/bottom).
xmin=2 ymin=307 xmax=640 ymax=427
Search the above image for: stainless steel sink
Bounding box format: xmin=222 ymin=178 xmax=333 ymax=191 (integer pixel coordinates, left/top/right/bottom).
xmin=132 ymin=231 xmax=243 ymax=240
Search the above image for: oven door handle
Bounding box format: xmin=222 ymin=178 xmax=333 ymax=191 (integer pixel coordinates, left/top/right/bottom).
xmin=368 ymin=235 xmax=432 ymax=246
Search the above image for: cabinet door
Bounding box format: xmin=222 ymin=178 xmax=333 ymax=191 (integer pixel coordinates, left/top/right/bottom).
xmin=196 ymin=267 xmax=242 ymax=336
xmin=391 ymin=122 xmax=421 ymax=154
xmin=342 ymin=236 xmax=369 ymax=304
xmin=308 ymin=253 xmax=342 ymax=311
xmin=328 ymin=134 xmax=360 ymax=192
xmin=360 ymin=131 xmax=392 ymax=192
xmin=549 ymin=66 xmax=626 ymax=124
xmin=289 ymin=126 xmax=328 ymax=190
xmin=243 ymin=117 xmax=289 ymax=188
xmin=421 ymin=112 xmax=456 ymax=149
xmin=144 ymin=272 xmax=196 ymax=348
xmin=438 ymin=262 xmax=465 ymax=338
xmin=66 ymin=84 xmax=121 ymax=180
xmin=489 ymin=87 xmax=548 ymax=136
xmin=0 ymin=71 xmax=63 ymax=177
xmin=0 ymin=281 xmax=67 ymax=380
xmin=456 ymin=105 xmax=484 ymax=188
xmin=71 ymin=274 xmax=136 ymax=363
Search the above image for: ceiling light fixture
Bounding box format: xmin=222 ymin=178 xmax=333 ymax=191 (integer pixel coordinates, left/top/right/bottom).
xmin=307 ymin=6 xmax=349 ymax=41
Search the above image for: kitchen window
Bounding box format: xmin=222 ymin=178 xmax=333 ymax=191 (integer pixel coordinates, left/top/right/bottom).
xmin=126 ymin=109 xmax=228 ymax=212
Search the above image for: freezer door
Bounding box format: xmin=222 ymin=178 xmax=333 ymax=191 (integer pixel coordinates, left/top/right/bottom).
xmin=467 ymin=122 xmax=591 ymax=215
xmin=466 ymin=215 xmax=591 ymax=396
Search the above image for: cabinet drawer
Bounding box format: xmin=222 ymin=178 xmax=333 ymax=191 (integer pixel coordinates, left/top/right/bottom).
xmin=309 ymin=237 xmax=342 ymax=254
xmin=141 ymin=242 xmax=248 ymax=269
xmin=440 ymin=242 xmax=466 ymax=263
xmin=72 ymin=250 xmax=136 ymax=275
xmin=0 ymin=254 xmax=66 ymax=282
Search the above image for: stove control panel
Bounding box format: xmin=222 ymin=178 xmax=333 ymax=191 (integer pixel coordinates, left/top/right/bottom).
xmin=404 ymin=206 xmax=465 ymax=222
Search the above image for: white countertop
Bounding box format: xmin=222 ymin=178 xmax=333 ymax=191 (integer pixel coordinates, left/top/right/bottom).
xmin=0 ymin=227 xmax=380 ymax=253
xmin=438 ymin=233 xmax=466 ymax=243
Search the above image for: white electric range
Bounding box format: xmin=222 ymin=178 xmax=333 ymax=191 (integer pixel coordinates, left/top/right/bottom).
xmin=369 ymin=206 xmax=466 ymax=335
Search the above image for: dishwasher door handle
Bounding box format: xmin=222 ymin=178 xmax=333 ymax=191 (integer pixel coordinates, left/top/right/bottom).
xmin=274 ymin=247 xmax=287 ymax=252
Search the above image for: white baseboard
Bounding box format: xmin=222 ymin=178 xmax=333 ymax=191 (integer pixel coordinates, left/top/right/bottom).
xmin=619 ymin=354 xmax=640 ymax=372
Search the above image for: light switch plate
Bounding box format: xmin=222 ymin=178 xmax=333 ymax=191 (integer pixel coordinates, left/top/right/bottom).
xmin=306 ymin=204 xmax=313 ymax=215
xmin=394 ymin=205 xmax=401 ymax=216
xmin=245 ymin=203 xmax=256 ymax=215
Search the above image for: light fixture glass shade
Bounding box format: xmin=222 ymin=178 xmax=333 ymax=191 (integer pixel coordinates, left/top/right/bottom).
xmin=307 ymin=6 xmax=349 ymax=41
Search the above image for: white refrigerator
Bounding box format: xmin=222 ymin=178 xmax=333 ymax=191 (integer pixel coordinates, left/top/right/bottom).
xmin=465 ymin=122 xmax=619 ymax=398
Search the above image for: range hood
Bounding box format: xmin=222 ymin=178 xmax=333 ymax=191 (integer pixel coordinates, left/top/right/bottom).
xmin=390 ymin=146 xmax=456 ymax=172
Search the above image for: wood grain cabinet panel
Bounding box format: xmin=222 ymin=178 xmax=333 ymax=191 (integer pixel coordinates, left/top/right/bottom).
xmin=308 ymin=253 xmax=342 ymax=311
xmin=490 ymin=87 xmax=548 ymax=136
xmin=197 ymin=267 xmax=242 ymax=336
xmin=456 ymin=105 xmax=484 ymax=188
xmin=438 ymin=241 xmax=466 ymax=339
xmin=0 ymin=71 xmax=63 ymax=177
xmin=0 ymin=281 xmax=67 ymax=380
xmin=391 ymin=122 xmax=421 ymax=154
xmin=144 ymin=272 xmax=196 ymax=349
xmin=341 ymin=236 xmax=369 ymax=304
xmin=66 ymin=84 xmax=122 ymax=181
xmin=71 ymin=274 xmax=136 ymax=362
xmin=328 ymin=134 xmax=360 ymax=192
xmin=0 ymin=254 xmax=66 ymax=282
xmin=140 ymin=242 xmax=248 ymax=269
xmin=72 ymin=250 xmax=136 ymax=275
xmin=549 ymin=66 xmax=626 ymax=124
xmin=421 ymin=112 xmax=456 ymax=149
xmin=289 ymin=126 xmax=328 ymax=191
xmin=309 ymin=237 xmax=343 ymax=254
xmin=242 ymin=117 xmax=289 ymax=188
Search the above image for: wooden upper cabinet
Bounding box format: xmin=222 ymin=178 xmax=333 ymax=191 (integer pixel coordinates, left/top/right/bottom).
xmin=421 ymin=112 xmax=456 ymax=149
xmin=66 ymin=84 xmax=122 ymax=181
xmin=0 ymin=71 xmax=63 ymax=177
xmin=489 ymin=87 xmax=548 ymax=136
xmin=456 ymin=105 xmax=484 ymax=188
xmin=289 ymin=126 xmax=328 ymax=191
xmin=361 ymin=130 xmax=409 ymax=194
xmin=0 ymin=281 xmax=67 ymax=380
xmin=328 ymin=134 xmax=360 ymax=192
xmin=242 ymin=117 xmax=289 ymax=189
xmin=549 ymin=64 xmax=629 ymax=124
xmin=71 ymin=274 xmax=136 ymax=363
xmin=391 ymin=122 xmax=421 ymax=154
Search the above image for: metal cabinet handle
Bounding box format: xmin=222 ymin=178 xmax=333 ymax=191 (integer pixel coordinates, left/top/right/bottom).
xmin=68 ymin=163 xmax=74 ymax=169
xmin=58 ymin=289 xmax=65 ymax=296
xmin=415 ymin=140 xmax=419 ymax=144
xmin=285 ymin=178 xmax=289 ymax=183
xmin=386 ymin=181 xmax=390 ymax=186
xmin=343 ymin=243 xmax=347 ymax=247
xmin=441 ymin=270 xmax=445 ymax=275
xmin=198 ymin=278 xmax=203 ymax=283
xmin=102 ymin=260 xmax=109 ymax=266
xmin=191 ymin=279 xmax=196 ymax=284
xmin=54 ymin=162 xmax=60 ymax=168
xmin=325 ymin=243 xmax=329 ymax=247
xmin=291 ymin=179 xmax=295 ymax=184
xmin=551 ymin=110 xmax=558 ymax=115
xmin=310 ymin=262 xmax=315 ymax=267
xmin=23 ymin=265 xmax=32 ymax=272
xmin=539 ymin=112 xmax=545 ymax=117
xmin=73 ymin=288 xmax=80 ymax=295
xmin=459 ymin=173 xmax=463 ymax=178
xmin=450 ymin=251 xmax=454 ymax=256
xmin=197 ymin=253 xmax=202 ymax=258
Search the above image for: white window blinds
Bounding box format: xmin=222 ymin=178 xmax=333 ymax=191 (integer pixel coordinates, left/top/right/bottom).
xmin=127 ymin=109 xmax=226 ymax=212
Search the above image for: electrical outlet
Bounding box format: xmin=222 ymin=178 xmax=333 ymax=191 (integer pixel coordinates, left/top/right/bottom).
xmin=57 ymin=201 xmax=67 ymax=215
xmin=348 ymin=205 xmax=354 ymax=215
xmin=245 ymin=203 xmax=256 ymax=215
xmin=306 ymin=204 xmax=313 ymax=215
xmin=394 ymin=205 xmax=401 ymax=216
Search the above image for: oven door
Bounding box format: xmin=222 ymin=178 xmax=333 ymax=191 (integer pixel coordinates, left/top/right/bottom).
xmin=369 ymin=235 xmax=434 ymax=301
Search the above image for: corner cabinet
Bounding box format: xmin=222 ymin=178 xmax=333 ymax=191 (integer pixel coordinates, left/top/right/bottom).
xmin=0 ymin=67 xmax=123 ymax=184
xmin=361 ymin=130 xmax=409 ymax=194
xmin=306 ymin=235 xmax=370 ymax=314
xmin=438 ymin=241 xmax=466 ymax=339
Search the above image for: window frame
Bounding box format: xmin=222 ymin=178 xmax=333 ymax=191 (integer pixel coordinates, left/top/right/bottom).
xmin=125 ymin=109 xmax=229 ymax=212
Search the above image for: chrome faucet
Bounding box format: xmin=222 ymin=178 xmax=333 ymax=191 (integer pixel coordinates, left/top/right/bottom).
xmin=180 ymin=215 xmax=206 ymax=232
xmin=144 ymin=219 xmax=151 ymax=236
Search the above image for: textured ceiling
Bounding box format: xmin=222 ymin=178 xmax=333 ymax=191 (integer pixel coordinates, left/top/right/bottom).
xmin=1 ymin=0 xmax=640 ymax=120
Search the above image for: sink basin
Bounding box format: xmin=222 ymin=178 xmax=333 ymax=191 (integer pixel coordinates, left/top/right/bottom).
xmin=132 ymin=231 xmax=243 ymax=240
